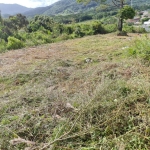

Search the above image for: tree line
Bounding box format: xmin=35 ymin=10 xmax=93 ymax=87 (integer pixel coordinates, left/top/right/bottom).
xmin=0 ymin=0 xmax=146 ymax=52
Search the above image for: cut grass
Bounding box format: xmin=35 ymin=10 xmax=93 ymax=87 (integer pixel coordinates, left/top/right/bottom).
xmin=0 ymin=33 xmax=150 ymax=150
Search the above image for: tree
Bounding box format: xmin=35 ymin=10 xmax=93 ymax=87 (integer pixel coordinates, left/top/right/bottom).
xmin=0 ymin=10 xmax=3 ymax=25
xmin=112 ymin=1 xmax=135 ymax=32
xmin=77 ymin=0 xmax=135 ymax=33
xmin=9 ymin=14 xmax=29 ymax=30
xmin=27 ymin=15 xmax=55 ymax=32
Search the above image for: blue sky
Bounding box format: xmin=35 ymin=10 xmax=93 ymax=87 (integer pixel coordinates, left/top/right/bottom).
xmin=0 ymin=0 xmax=59 ymax=8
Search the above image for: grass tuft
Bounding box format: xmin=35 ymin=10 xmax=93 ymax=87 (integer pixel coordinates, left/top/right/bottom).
xmin=0 ymin=33 xmax=150 ymax=149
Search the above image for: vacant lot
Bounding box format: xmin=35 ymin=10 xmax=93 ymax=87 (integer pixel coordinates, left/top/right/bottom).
xmin=0 ymin=33 xmax=150 ymax=150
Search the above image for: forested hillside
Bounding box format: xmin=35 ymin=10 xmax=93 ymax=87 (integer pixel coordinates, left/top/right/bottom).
xmin=24 ymin=0 xmax=150 ymax=17
xmin=24 ymin=0 xmax=98 ymax=17
xmin=1 ymin=0 xmax=150 ymax=18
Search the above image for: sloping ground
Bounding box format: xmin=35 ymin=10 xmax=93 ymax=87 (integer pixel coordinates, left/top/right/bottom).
xmin=0 ymin=33 xmax=150 ymax=150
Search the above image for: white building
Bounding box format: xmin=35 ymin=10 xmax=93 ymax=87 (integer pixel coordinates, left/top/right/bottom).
xmin=144 ymin=20 xmax=150 ymax=25
xmin=143 ymin=19 xmax=150 ymax=32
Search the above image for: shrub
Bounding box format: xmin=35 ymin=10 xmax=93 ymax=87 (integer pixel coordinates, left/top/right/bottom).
xmin=81 ymin=24 xmax=94 ymax=35
xmin=104 ymin=24 xmax=117 ymax=33
xmin=56 ymin=33 xmax=71 ymax=42
xmin=14 ymin=33 xmax=26 ymax=41
xmin=123 ymin=24 xmax=134 ymax=33
xmin=64 ymin=26 xmax=74 ymax=35
xmin=92 ymin=21 xmax=105 ymax=34
xmin=126 ymin=35 xmax=150 ymax=62
xmin=7 ymin=36 xmax=24 ymax=50
xmin=133 ymin=26 xmax=146 ymax=33
xmin=123 ymin=24 xmax=146 ymax=33
xmin=73 ymin=26 xmax=85 ymax=38
xmin=0 ymin=39 xmax=7 ymax=53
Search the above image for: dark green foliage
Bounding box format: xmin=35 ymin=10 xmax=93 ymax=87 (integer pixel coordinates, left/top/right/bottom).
xmin=142 ymin=17 xmax=149 ymax=24
xmin=64 ymin=26 xmax=74 ymax=35
xmin=0 ymin=13 xmax=29 ymax=43
xmin=0 ymin=26 xmax=12 ymax=41
xmin=9 ymin=14 xmax=29 ymax=29
xmin=0 ymin=11 xmax=3 ymax=24
xmin=27 ymin=15 xmax=54 ymax=32
xmin=0 ymin=39 xmax=7 ymax=53
xmin=119 ymin=5 xmax=135 ymax=20
xmin=92 ymin=21 xmax=105 ymax=34
xmin=73 ymin=25 xmax=85 ymax=37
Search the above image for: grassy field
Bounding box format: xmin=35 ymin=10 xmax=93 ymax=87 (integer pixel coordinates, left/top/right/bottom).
xmin=0 ymin=33 xmax=150 ymax=150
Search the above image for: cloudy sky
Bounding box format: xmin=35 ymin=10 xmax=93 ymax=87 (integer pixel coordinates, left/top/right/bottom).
xmin=0 ymin=0 xmax=60 ymax=8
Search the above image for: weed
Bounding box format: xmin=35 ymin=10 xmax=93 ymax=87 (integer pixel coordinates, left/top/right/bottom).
xmin=125 ymin=35 xmax=150 ymax=64
xmin=0 ymin=33 xmax=150 ymax=149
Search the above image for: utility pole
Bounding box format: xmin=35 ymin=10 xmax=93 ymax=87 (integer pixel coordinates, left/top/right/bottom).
xmin=0 ymin=10 xmax=4 ymax=25
xmin=130 ymin=0 xmax=133 ymax=8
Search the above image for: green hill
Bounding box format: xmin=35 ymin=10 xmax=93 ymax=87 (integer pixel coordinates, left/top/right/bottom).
xmin=1 ymin=0 xmax=150 ymax=18
xmin=24 ymin=0 xmax=98 ymax=17
xmin=23 ymin=0 xmax=150 ymax=17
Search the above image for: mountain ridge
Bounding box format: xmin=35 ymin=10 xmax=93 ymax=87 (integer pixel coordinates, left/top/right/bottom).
xmin=1 ymin=0 xmax=150 ymax=18
xmin=0 ymin=3 xmax=32 ymax=17
xmin=24 ymin=0 xmax=98 ymax=17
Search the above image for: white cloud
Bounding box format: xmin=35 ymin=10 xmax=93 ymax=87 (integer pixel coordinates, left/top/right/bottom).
xmin=0 ymin=0 xmax=59 ymax=8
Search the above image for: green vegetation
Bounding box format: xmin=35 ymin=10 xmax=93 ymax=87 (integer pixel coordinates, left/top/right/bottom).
xmin=0 ymin=9 xmax=145 ymax=53
xmin=0 ymin=33 xmax=150 ymax=149
xmin=0 ymin=13 xmax=118 ymax=52
xmin=77 ymin=0 xmax=135 ymax=33
xmin=0 ymin=0 xmax=150 ymax=149
xmin=22 ymin=0 xmax=150 ymax=17
xmin=126 ymin=35 xmax=150 ymax=62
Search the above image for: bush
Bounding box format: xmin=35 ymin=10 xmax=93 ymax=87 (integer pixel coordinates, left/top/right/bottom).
xmin=0 ymin=39 xmax=7 ymax=53
xmin=14 ymin=33 xmax=26 ymax=41
xmin=126 ymin=35 xmax=150 ymax=62
xmin=104 ymin=24 xmax=117 ymax=33
xmin=73 ymin=26 xmax=85 ymax=38
xmin=92 ymin=21 xmax=105 ymax=34
xmin=81 ymin=24 xmax=94 ymax=35
xmin=64 ymin=26 xmax=74 ymax=35
xmin=123 ymin=24 xmax=146 ymax=33
xmin=56 ymin=33 xmax=71 ymax=41
xmin=133 ymin=26 xmax=146 ymax=33
xmin=123 ymin=24 xmax=134 ymax=33
xmin=7 ymin=36 xmax=24 ymax=50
